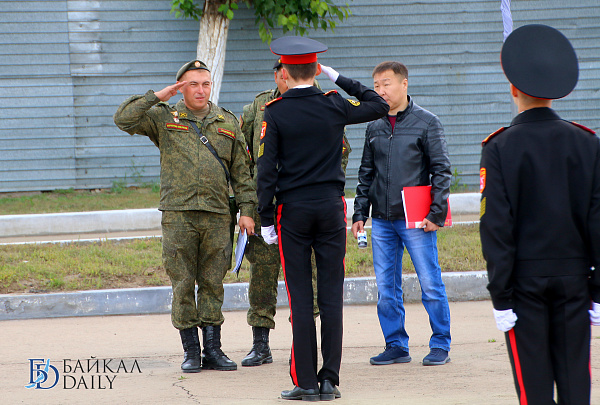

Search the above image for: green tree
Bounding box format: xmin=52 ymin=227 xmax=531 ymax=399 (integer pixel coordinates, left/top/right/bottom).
xmin=170 ymin=0 xmax=351 ymax=104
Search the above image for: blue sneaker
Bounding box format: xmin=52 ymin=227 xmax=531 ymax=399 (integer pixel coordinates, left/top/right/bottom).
xmin=370 ymin=345 xmax=411 ymax=365
xmin=422 ymin=348 xmax=450 ymax=366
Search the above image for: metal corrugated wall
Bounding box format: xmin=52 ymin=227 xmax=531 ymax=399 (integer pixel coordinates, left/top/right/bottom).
xmin=1 ymin=0 xmax=599 ymax=193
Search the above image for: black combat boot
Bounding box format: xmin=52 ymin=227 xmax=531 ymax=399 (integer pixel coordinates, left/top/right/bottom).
xmin=201 ymin=325 xmax=237 ymax=371
xmin=242 ymin=326 xmax=273 ymax=367
xmin=179 ymin=327 xmax=201 ymax=373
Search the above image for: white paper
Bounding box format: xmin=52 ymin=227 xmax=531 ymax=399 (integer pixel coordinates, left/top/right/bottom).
xmin=232 ymin=229 xmax=248 ymax=274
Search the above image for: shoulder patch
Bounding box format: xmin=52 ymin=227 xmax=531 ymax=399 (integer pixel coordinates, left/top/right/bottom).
xmin=265 ymin=97 xmax=282 ymax=107
xmin=218 ymin=128 xmax=236 ymax=139
xmin=569 ymin=121 xmax=596 ymax=135
xmin=482 ymin=127 xmax=506 ymax=146
xmin=166 ymin=123 xmax=189 ymax=131
xmin=347 ymin=99 xmax=360 ymax=107
xmin=218 ymin=108 xmax=239 ymax=124
xmin=323 ymin=90 xmax=338 ymax=96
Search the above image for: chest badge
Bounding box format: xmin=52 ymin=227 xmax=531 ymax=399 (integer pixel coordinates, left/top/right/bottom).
xmin=171 ymin=111 xmax=179 ymax=123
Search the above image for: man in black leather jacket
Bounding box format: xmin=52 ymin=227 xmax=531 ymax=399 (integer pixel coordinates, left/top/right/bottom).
xmin=351 ymin=61 xmax=452 ymax=366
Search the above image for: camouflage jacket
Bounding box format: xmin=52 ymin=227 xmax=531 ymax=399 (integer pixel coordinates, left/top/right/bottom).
xmin=113 ymin=90 xmax=256 ymax=217
xmin=241 ymin=86 xmax=352 ymax=186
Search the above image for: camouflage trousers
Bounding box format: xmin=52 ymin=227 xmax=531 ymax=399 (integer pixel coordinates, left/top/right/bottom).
xmin=161 ymin=210 xmax=232 ymax=330
xmin=245 ymin=210 xmax=319 ymax=329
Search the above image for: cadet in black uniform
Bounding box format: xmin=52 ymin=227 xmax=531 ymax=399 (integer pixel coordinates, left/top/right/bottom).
xmin=256 ymin=36 xmax=389 ymax=401
xmin=479 ymin=24 xmax=600 ymax=404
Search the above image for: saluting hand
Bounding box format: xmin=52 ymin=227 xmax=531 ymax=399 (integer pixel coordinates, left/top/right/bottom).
xmin=319 ymin=64 xmax=339 ymax=83
xmin=154 ymin=81 xmax=188 ymax=102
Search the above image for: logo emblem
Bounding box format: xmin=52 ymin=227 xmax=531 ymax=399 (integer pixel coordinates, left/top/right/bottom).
xmin=26 ymin=359 xmax=60 ymax=389
xmin=347 ymin=99 xmax=360 ymax=107
xmin=194 ymin=61 xmax=201 ymax=68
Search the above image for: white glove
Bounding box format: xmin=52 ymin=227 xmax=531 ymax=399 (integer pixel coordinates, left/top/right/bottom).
xmin=589 ymin=302 xmax=600 ymax=326
xmin=493 ymin=308 xmax=518 ymax=332
xmin=261 ymin=225 xmax=278 ymax=245
xmin=320 ymin=65 xmax=339 ymax=83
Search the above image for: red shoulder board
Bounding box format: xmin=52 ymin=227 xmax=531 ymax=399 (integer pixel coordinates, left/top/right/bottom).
xmin=482 ymin=127 xmax=506 ymax=146
xmin=570 ymin=121 xmax=596 ymax=135
xmin=265 ymin=97 xmax=282 ymax=107
xmin=323 ymin=90 xmax=338 ymax=96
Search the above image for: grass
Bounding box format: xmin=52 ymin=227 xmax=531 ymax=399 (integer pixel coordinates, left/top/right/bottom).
xmin=0 ymin=186 xmax=485 ymax=294
xmin=0 ymin=224 xmax=484 ymax=294
xmin=0 ymin=186 xmax=160 ymax=215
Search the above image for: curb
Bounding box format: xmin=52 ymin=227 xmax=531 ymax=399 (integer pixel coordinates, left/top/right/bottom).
xmin=0 ymin=272 xmax=490 ymax=321
xmin=0 ymin=194 xmax=480 ymax=238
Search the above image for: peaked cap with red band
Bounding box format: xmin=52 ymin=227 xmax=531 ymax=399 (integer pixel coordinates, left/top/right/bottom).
xmin=501 ymin=24 xmax=578 ymax=99
xmin=270 ymin=36 xmax=327 ymax=65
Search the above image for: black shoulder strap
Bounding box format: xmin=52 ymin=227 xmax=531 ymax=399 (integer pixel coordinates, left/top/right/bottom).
xmin=189 ymin=121 xmax=230 ymax=183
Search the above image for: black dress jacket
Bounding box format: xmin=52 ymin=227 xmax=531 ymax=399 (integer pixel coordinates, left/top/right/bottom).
xmin=480 ymin=107 xmax=600 ymax=309
xmin=257 ymin=75 xmax=389 ymax=227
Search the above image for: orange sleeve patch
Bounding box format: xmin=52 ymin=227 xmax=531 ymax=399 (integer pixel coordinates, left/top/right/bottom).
xmin=324 ymin=90 xmax=338 ymax=96
xmin=260 ymin=121 xmax=267 ymax=139
xmin=479 ymin=168 xmax=486 ymax=193
xmin=482 ymin=127 xmax=506 ymax=146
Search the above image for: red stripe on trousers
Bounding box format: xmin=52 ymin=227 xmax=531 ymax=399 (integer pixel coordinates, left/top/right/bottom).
xmin=508 ymin=329 xmax=528 ymax=405
xmin=277 ymin=204 xmax=298 ymax=387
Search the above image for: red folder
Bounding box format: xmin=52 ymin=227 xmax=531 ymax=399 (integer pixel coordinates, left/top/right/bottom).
xmin=401 ymin=186 xmax=452 ymax=229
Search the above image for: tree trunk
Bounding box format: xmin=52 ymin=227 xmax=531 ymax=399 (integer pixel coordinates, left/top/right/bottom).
xmin=197 ymin=0 xmax=230 ymax=105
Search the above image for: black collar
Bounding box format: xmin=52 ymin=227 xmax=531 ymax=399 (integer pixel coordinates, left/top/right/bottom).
xmin=281 ymin=86 xmax=323 ymax=98
xmin=511 ymin=107 xmax=561 ymax=126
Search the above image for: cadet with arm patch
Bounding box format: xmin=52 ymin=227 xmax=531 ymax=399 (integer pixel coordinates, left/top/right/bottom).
xmin=240 ymin=59 xmax=352 ymax=367
xmin=479 ymin=25 xmax=600 ymax=404
xmin=113 ymin=60 xmax=256 ymax=374
xmin=257 ymin=36 xmax=389 ymax=401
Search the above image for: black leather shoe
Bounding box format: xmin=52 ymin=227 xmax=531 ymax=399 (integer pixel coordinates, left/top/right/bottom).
xmin=242 ymin=327 xmax=273 ymax=367
xmin=281 ymin=386 xmax=320 ymax=401
xmin=319 ymin=380 xmax=341 ymax=401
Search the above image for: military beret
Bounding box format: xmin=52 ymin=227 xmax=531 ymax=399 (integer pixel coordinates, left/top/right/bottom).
xmin=270 ymin=36 xmax=327 ymax=65
xmin=176 ymin=60 xmax=210 ymax=81
xmin=501 ymin=24 xmax=578 ymax=99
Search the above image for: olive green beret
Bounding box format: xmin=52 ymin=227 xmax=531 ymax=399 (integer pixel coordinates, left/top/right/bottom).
xmin=176 ymin=60 xmax=210 ymax=81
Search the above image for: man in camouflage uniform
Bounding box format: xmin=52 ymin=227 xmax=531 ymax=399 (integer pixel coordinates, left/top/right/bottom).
xmin=113 ymin=60 xmax=256 ymax=373
xmin=239 ymin=59 xmax=351 ymax=367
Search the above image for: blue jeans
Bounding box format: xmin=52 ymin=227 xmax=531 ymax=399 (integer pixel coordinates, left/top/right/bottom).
xmin=371 ymin=218 xmax=451 ymax=352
